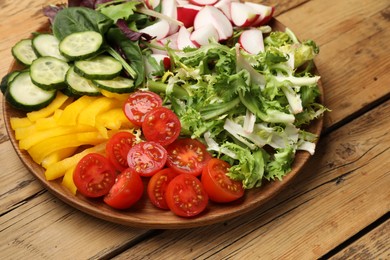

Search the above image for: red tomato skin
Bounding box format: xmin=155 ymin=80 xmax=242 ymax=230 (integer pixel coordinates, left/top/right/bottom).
xmin=165 ymin=174 xmax=209 ymax=217
xmin=127 ymin=141 xmax=167 ymax=177
xmin=147 ymin=168 xmax=178 ymax=209
xmin=123 ymin=90 xmax=163 ymax=126
xmin=106 ymin=131 xmax=137 ymax=172
xmin=142 ymin=107 xmax=181 ymax=146
xmin=166 ymin=138 xmax=212 ymax=176
xmin=201 ymin=158 xmax=245 ymax=203
xmin=73 ymin=153 xmax=117 ymax=198
xmin=104 ymin=168 xmax=144 ymax=210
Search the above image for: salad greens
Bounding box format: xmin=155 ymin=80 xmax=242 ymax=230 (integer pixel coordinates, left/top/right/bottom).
xmin=42 ymin=0 xmax=328 ymax=189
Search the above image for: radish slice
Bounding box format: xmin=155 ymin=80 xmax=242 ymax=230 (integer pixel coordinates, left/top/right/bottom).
xmin=161 ymin=0 xmax=179 ymax=35
xmin=214 ymin=0 xmax=238 ymax=21
xmin=190 ymin=25 xmax=220 ymax=46
xmin=177 ymin=5 xmax=200 ymax=28
xmin=140 ymin=19 xmax=171 ymax=40
xmin=230 ymin=2 xmax=260 ymax=27
xmin=244 ymin=2 xmax=275 ymax=26
xmin=160 ymin=31 xmax=179 ymax=50
xmin=177 ymin=26 xmax=197 ymax=49
xmin=239 ymin=29 xmax=264 ymax=55
xmin=194 ymin=6 xmax=233 ymax=41
xmin=189 ymin=0 xmax=218 ymax=6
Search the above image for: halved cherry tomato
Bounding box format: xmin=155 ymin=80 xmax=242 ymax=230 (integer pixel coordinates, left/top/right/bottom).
xmin=147 ymin=168 xmax=178 ymax=209
xmin=123 ymin=90 xmax=163 ymax=126
xmin=127 ymin=141 xmax=167 ymax=177
xmin=106 ymin=131 xmax=137 ymax=172
xmin=165 ymin=173 xmax=209 ymax=217
xmin=201 ymin=158 xmax=245 ymax=203
xmin=104 ymin=168 xmax=144 ymax=210
xmin=166 ymin=138 xmax=212 ymax=176
xmin=142 ymin=107 xmax=181 ymax=146
xmin=73 ymin=153 xmax=116 ymax=198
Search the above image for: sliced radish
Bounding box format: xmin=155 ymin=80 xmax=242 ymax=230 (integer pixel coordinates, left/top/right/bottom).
xmin=194 ymin=6 xmax=233 ymax=41
xmin=160 ymin=31 xmax=179 ymax=50
xmin=189 ymin=0 xmax=218 ymax=6
xmin=177 ymin=26 xmax=197 ymax=49
xmin=244 ymin=2 xmax=274 ymax=26
xmin=214 ymin=0 xmax=238 ymax=21
xmin=145 ymin=0 xmax=161 ymax=10
xmin=239 ymin=29 xmax=264 ymax=54
xmin=177 ymin=5 xmax=200 ymax=28
xmin=161 ymin=0 xmax=179 ymax=35
xmin=230 ymin=2 xmax=260 ymax=27
xmin=140 ymin=19 xmax=171 ymax=40
xmin=190 ymin=24 xmax=219 ymax=46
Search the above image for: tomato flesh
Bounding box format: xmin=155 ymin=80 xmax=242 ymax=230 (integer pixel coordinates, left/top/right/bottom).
xmin=73 ymin=153 xmax=116 ymax=198
xmin=201 ymin=158 xmax=244 ymax=203
xmin=165 ymin=174 xmax=209 ymax=217
xmin=166 ymin=138 xmax=211 ymax=176
xmin=106 ymin=131 xmax=136 ymax=172
xmin=123 ymin=90 xmax=163 ymax=126
xmin=142 ymin=107 xmax=181 ymax=146
xmin=127 ymin=141 xmax=167 ymax=177
xmin=147 ymin=168 xmax=178 ymax=209
xmin=104 ymin=168 xmax=144 ymax=210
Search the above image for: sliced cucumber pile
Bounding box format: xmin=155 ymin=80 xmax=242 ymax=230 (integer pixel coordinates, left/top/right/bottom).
xmin=4 ymin=30 xmax=136 ymax=111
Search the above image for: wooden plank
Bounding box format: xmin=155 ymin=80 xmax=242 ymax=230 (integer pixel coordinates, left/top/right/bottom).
xmin=0 ymin=190 xmax=150 ymax=260
xmin=276 ymin=0 xmax=390 ymax=128
xmin=110 ymin=101 xmax=390 ymax=259
xmin=330 ymin=220 xmax=390 ymax=259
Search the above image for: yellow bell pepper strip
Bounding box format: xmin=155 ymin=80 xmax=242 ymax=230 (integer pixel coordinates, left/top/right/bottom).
xmin=44 ymin=142 xmax=107 ymax=181
xmin=14 ymin=115 xmax=59 ymax=140
xmin=78 ymin=96 xmax=121 ymax=127
xmin=62 ymin=166 xmax=77 ymax=195
xmin=28 ymin=131 xmax=108 ymax=164
xmin=19 ymin=124 xmax=96 ymax=150
xmin=10 ymin=117 xmax=33 ymax=129
xmin=41 ymin=147 xmax=78 ymax=169
xmin=57 ymin=95 xmax=97 ymax=126
xmin=100 ymin=89 xmax=129 ymax=102
xmin=26 ymin=92 xmax=71 ymax=122
xmin=96 ymin=107 xmax=135 ymax=130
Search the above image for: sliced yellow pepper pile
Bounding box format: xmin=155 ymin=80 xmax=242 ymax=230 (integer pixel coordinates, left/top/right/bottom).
xmin=10 ymin=91 xmax=134 ymax=194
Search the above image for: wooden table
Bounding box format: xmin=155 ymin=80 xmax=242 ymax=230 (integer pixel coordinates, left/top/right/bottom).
xmin=1 ymin=0 xmax=389 ymax=259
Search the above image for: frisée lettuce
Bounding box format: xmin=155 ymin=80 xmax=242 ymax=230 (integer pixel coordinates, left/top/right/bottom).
xmin=147 ymin=30 xmax=328 ymax=189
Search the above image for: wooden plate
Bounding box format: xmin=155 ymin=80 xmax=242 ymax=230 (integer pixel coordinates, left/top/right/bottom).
xmin=3 ymin=18 xmax=324 ymax=229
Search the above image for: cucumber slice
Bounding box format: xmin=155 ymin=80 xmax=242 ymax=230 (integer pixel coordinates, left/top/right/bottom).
xmin=5 ymin=71 xmax=56 ymax=111
xmin=59 ymin=31 xmax=103 ymax=61
xmin=32 ymin=34 xmax=68 ymax=61
xmin=11 ymin=39 xmax=38 ymax=66
xmin=1 ymin=71 xmax=20 ymax=94
xmin=65 ymin=66 xmax=101 ymax=96
xmin=93 ymin=76 xmax=134 ymax=93
xmin=74 ymin=55 xmax=122 ymax=80
xmin=30 ymin=56 xmax=70 ymax=90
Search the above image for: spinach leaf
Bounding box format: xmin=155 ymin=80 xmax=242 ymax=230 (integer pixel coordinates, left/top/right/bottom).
xmin=107 ymin=28 xmax=145 ymax=87
xmin=53 ymin=7 xmax=113 ymax=40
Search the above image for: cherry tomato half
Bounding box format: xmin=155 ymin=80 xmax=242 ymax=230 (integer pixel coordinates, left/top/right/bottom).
xmin=73 ymin=153 xmax=116 ymax=198
xmin=127 ymin=141 xmax=167 ymax=177
xmin=142 ymin=107 xmax=181 ymax=146
xmin=166 ymin=138 xmax=212 ymax=176
xmin=201 ymin=158 xmax=245 ymax=203
xmin=123 ymin=90 xmax=163 ymax=126
xmin=147 ymin=168 xmax=178 ymax=209
xmin=106 ymin=131 xmax=137 ymax=172
xmin=165 ymin=173 xmax=209 ymax=217
xmin=104 ymin=168 xmax=144 ymax=210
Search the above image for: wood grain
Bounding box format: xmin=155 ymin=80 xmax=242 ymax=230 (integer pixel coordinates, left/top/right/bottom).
xmin=331 ymin=220 xmax=390 ymax=259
